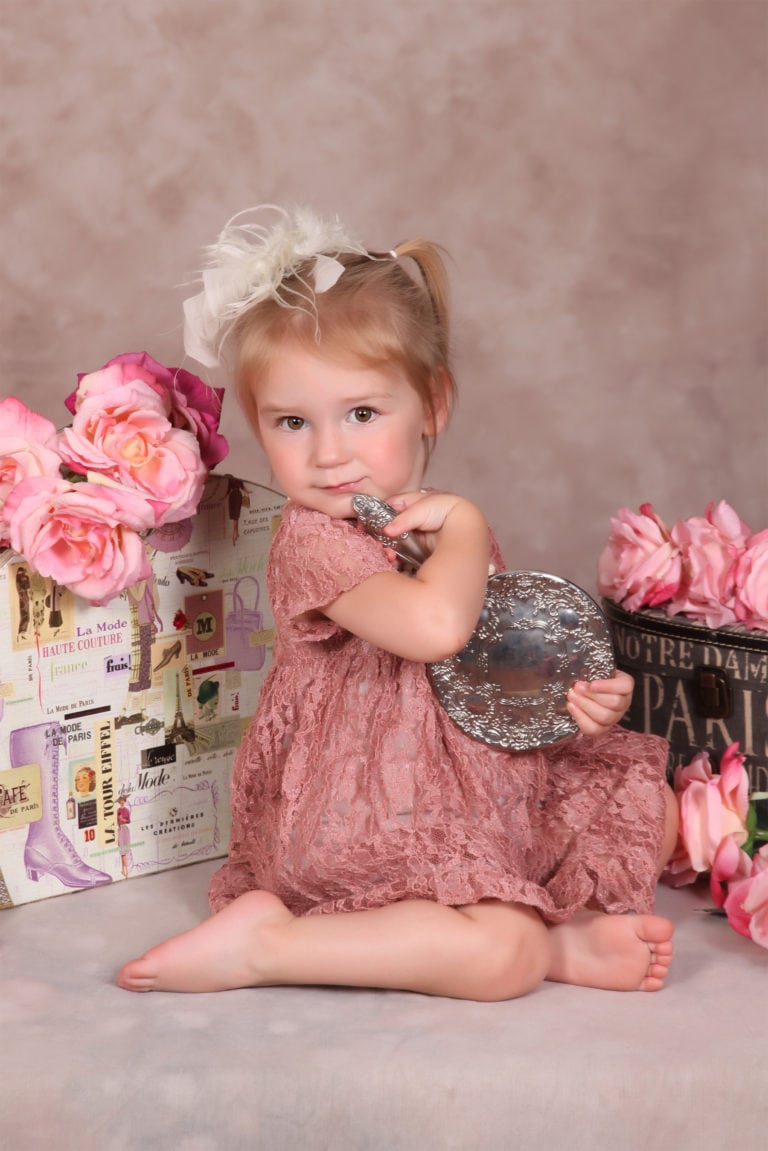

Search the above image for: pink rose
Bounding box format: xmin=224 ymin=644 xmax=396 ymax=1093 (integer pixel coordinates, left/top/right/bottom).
xmin=666 ymin=500 xmax=750 ymax=628
xmin=724 ymin=845 xmax=768 ymax=949
xmin=597 ymin=503 xmax=683 ymax=611
xmin=733 ymin=529 xmax=768 ymax=632
xmin=58 ymin=377 xmax=207 ymax=526
xmin=66 ymin=352 xmax=228 ymax=471
xmin=4 ymin=475 xmax=154 ymax=605
xmin=0 ymin=397 xmax=63 ymax=546
xmin=662 ymin=742 xmax=751 ymax=906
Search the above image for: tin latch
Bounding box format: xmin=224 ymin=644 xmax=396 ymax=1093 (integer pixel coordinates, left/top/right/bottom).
xmin=692 ymin=666 xmax=733 ymax=719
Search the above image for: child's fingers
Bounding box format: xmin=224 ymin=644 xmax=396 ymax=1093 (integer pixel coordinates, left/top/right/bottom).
xmin=567 ymin=691 xmax=617 ymax=724
xmin=567 ymin=678 xmax=631 ymax=734
xmin=570 ymin=685 xmax=629 ymax=713
xmin=567 ymin=694 xmax=618 ymax=735
xmin=386 ymin=490 xmax=431 ymax=514
xmin=384 ymin=491 xmax=456 ymax=536
xmin=574 ymin=670 xmax=634 ymax=697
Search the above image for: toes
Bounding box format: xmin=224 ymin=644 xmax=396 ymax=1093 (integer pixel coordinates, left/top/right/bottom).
xmin=641 ymin=923 xmax=674 ymax=991
xmin=640 ymin=958 xmax=673 ymax=991
xmin=121 ymin=979 xmax=153 ymax=992
xmin=642 ymin=945 xmax=674 ymax=990
xmin=116 ymin=958 xmax=156 ymax=992
xmin=647 ymin=942 xmax=673 ymax=966
xmin=641 ymin=915 xmax=675 ymax=945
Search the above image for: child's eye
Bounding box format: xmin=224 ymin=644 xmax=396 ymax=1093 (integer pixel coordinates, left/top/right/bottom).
xmin=349 ymin=407 xmax=376 ymax=424
xmin=279 ymin=416 xmax=306 ymax=431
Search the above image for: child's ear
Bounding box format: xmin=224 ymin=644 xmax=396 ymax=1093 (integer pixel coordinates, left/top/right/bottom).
xmin=424 ymin=369 xmax=453 ymax=436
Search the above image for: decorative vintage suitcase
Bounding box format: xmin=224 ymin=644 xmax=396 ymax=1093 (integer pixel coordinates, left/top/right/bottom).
xmin=603 ymin=599 xmax=768 ymax=832
xmin=0 ymin=473 xmax=284 ymax=908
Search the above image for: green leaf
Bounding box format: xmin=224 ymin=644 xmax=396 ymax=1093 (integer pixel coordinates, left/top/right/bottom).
xmin=744 ymin=802 xmax=757 ymax=858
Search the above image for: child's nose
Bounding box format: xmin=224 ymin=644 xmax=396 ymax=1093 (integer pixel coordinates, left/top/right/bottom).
xmin=312 ymin=424 xmax=346 ymax=467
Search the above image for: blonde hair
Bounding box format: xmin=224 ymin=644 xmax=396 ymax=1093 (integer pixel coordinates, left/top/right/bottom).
xmin=231 ymin=241 xmax=457 ymax=451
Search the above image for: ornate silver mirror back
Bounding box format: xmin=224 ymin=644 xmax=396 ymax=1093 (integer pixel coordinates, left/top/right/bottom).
xmin=352 ymin=495 xmax=615 ymax=751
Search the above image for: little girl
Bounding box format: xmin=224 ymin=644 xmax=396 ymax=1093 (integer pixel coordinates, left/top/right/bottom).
xmin=118 ymin=206 xmax=677 ymax=1000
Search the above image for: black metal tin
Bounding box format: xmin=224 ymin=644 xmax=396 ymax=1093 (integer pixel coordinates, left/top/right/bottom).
xmin=603 ymin=599 xmax=768 ymax=831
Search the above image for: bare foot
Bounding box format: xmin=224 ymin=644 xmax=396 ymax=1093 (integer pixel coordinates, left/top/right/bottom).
xmin=546 ymin=912 xmax=674 ymax=992
xmin=116 ymin=890 xmax=293 ymax=993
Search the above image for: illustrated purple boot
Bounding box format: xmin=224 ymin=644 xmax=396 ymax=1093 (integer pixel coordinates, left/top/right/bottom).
xmin=10 ymin=722 xmax=112 ymax=889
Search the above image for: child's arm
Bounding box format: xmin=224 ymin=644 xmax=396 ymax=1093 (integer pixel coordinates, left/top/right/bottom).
xmin=322 ymin=490 xmax=490 ymax=663
xmin=566 ymin=671 xmax=635 ymax=736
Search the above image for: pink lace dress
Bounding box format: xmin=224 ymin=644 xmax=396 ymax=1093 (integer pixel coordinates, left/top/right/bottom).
xmin=209 ymin=502 xmax=669 ymax=923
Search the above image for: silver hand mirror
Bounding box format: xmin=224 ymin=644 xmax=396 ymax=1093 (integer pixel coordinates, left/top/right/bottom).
xmin=352 ymin=494 xmax=615 ymax=751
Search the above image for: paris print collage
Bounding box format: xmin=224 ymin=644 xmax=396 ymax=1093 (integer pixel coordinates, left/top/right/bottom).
xmin=0 ymin=474 xmax=284 ymax=908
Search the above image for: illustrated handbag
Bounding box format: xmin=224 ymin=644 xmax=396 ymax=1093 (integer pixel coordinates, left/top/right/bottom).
xmin=353 ymin=495 xmax=615 ymax=750
xmin=226 ymin=576 xmax=266 ymax=671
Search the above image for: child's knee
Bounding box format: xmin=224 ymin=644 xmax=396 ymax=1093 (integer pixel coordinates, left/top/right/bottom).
xmin=468 ymin=905 xmax=550 ymax=1002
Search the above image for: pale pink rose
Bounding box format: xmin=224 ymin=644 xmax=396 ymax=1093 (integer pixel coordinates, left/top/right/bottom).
xmin=68 ymin=362 xmax=162 ymax=408
xmin=58 ymin=378 xmax=207 ymax=526
xmin=0 ymin=397 xmax=63 ymax=546
xmin=724 ymin=845 xmax=768 ymax=949
xmin=66 ymin=352 xmax=228 ymax=471
xmin=666 ymin=500 xmax=751 ymax=628
xmin=597 ymin=503 xmax=683 ymax=611
xmin=662 ymin=742 xmax=750 ymax=906
xmin=4 ymin=475 xmax=154 ymax=605
xmin=733 ymin=529 xmax=768 ymax=632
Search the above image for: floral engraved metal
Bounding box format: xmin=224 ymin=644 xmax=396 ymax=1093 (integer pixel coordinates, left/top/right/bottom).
xmin=351 ymin=494 xmax=430 ymax=567
xmin=429 ymin=571 xmax=615 ymax=750
xmin=353 ymin=495 xmax=615 ymax=750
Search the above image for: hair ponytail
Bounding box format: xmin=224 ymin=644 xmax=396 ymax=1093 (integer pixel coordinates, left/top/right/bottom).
xmin=392 ymin=240 xmax=451 ymax=365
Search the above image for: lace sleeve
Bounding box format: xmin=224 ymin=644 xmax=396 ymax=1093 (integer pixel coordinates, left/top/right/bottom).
xmin=268 ymin=503 xmax=395 ymax=642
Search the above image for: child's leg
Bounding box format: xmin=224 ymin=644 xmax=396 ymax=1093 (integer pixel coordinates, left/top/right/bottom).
xmin=546 ymin=783 xmax=678 ymax=992
xmin=117 ymin=787 xmax=679 ymax=999
xmin=117 ymin=888 xmax=674 ymax=998
xmin=117 ymin=893 xmax=551 ymax=1001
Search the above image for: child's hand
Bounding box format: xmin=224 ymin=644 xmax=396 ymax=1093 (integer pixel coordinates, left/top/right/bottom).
xmin=566 ymin=670 xmax=634 ymax=736
xmin=384 ymin=490 xmax=481 ymax=555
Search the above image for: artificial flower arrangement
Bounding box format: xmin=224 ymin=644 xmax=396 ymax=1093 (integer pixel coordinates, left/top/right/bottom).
xmin=597 ymin=500 xmax=767 ymax=632
xmin=663 ymin=742 xmax=768 ymax=950
xmin=0 ymin=352 xmax=229 ymax=605
xmin=597 ymin=501 xmax=768 ymax=949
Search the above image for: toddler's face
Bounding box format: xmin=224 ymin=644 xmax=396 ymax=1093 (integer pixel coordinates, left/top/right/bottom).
xmin=248 ymin=344 xmax=437 ymax=518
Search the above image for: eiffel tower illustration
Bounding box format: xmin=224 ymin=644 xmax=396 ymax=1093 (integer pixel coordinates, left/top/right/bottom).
xmin=168 ymin=673 xmax=195 ymax=744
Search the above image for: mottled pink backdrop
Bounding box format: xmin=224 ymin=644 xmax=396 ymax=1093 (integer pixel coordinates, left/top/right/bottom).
xmin=2 ymin=0 xmax=765 ymax=591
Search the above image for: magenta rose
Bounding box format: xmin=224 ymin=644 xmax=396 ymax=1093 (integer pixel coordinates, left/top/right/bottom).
xmin=597 ymin=503 xmax=683 ymax=612
xmin=58 ymin=376 xmax=207 ymax=526
xmin=0 ymin=397 xmax=63 ymax=546
xmin=662 ymin=743 xmax=751 ymax=905
xmin=724 ymin=845 xmax=768 ymax=949
xmin=3 ymin=475 xmax=155 ymax=605
xmin=666 ymin=500 xmax=750 ymax=628
xmin=733 ymin=529 xmax=768 ymax=632
xmin=66 ymin=352 xmax=228 ymax=471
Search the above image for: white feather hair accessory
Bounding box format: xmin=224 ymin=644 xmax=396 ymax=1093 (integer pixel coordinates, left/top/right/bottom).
xmin=182 ymin=204 xmax=370 ymax=367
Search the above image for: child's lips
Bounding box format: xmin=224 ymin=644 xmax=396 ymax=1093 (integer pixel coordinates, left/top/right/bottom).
xmin=323 ymin=479 xmax=364 ymax=493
